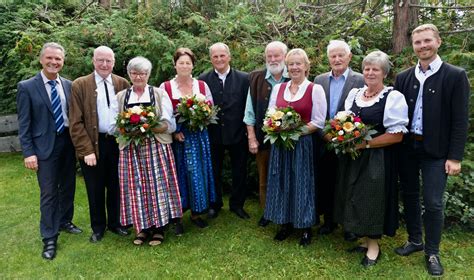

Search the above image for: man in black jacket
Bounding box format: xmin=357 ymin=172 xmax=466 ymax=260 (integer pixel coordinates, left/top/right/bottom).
xmin=393 ymin=24 xmax=470 ymax=277
xmin=199 ymin=43 xmax=250 ymax=219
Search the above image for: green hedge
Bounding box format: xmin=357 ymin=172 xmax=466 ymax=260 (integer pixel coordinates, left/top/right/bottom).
xmin=1 ymin=1 xmax=472 ymax=228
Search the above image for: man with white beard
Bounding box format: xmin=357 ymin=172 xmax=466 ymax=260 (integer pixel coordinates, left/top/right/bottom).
xmin=244 ymin=41 xmax=290 ymax=227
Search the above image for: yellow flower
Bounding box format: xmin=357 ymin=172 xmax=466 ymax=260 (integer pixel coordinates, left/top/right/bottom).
xmin=272 ymin=111 xmax=284 ymax=120
xmin=342 ymin=122 xmax=355 ymax=132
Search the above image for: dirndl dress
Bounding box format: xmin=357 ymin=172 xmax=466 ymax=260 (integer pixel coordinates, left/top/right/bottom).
xmin=119 ymin=87 xmax=182 ymax=233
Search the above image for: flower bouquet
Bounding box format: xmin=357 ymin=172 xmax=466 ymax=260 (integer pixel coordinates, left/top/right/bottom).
xmin=175 ymin=94 xmax=219 ymax=132
xmin=116 ymin=105 xmax=160 ymax=146
xmin=323 ymin=111 xmax=377 ymax=160
xmin=262 ymin=106 xmax=305 ymax=150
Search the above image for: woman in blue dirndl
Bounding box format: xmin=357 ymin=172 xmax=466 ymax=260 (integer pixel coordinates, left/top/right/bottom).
xmin=264 ymin=49 xmax=327 ymax=246
xmin=160 ymin=48 xmax=216 ymax=232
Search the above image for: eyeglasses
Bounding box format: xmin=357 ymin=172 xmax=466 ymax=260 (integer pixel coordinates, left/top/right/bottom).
xmin=94 ymin=58 xmax=114 ymax=65
xmin=130 ymin=72 xmax=148 ymax=78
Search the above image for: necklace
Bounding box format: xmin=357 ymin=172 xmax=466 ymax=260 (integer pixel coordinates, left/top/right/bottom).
xmin=363 ymin=87 xmax=383 ymax=99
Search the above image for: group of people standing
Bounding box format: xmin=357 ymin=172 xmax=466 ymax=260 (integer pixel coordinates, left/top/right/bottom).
xmin=16 ymin=23 xmax=469 ymax=277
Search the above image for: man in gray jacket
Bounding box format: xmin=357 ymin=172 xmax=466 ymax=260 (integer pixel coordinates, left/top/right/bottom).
xmin=313 ymin=40 xmax=364 ymax=240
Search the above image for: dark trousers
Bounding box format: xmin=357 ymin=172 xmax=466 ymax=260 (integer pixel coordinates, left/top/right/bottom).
xmin=399 ymin=139 xmax=447 ymax=255
xmin=37 ymin=129 xmax=76 ymax=241
xmin=79 ymin=134 xmax=120 ymax=234
xmin=316 ymin=149 xmax=337 ymax=225
xmin=312 ymin=136 xmax=335 ymax=226
xmin=210 ymin=139 xmax=248 ymax=210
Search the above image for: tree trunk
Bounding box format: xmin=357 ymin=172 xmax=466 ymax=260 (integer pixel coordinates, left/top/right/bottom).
xmin=119 ymin=0 xmax=127 ymax=9
xmin=99 ymin=0 xmax=111 ymax=10
xmin=392 ymin=0 xmax=419 ymax=54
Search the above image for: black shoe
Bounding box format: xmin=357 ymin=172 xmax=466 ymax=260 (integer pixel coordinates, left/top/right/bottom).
xmin=425 ymin=254 xmax=444 ymax=276
xmin=394 ymin=241 xmax=424 ymax=256
xmin=299 ymin=229 xmax=312 ymax=247
xmin=317 ymin=223 xmax=336 ymax=235
xmin=344 ymin=231 xmax=358 ymax=242
xmin=41 ymin=240 xmax=57 ymax=260
xmin=361 ymin=250 xmax=381 ymax=267
xmin=175 ymin=222 xmax=184 ymax=236
xmin=60 ymin=222 xmax=83 ymax=234
xmin=258 ymin=216 xmax=270 ymax=227
xmin=346 ymin=245 xmax=368 ymax=253
xmin=207 ymin=208 xmax=219 ymax=219
xmin=89 ymin=232 xmax=104 ymax=243
xmin=190 ymin=217 xmax=208 ymax=228
xmin=274 ymin=225 xmax=292 ymax=241
xmin=109 ymin=227 xmax=130 ymax=236
xmin=230 ymin=208 xmax=250 ymax=219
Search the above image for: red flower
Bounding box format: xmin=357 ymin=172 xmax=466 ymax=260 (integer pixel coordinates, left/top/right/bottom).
xmin=186 ymin=99 xmax=194 ymax=107
xmin=337 ymin=135 xmax=344 ymax=142
xmin=353 ymin=116 xmax=361 ymax=123
xmin=130 ymin=114 xmax=140 ymax=124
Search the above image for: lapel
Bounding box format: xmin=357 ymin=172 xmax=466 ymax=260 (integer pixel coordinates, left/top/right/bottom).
xmin=321 ymin=72 xmax=331 ymax=111
xmin=337 ymin=69 xmax=356 ymax=112
xmin=34 ymin=72 xmax=53 ymax=114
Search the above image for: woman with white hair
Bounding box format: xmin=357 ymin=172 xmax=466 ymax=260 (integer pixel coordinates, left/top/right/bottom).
xmin=333 ymin=51 xmax=409 ymax=266
xmin=117 ymin=56 xmax=182 ymax=246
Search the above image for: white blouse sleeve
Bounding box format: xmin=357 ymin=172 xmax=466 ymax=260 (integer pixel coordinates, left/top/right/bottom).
xmin=344 ymin=88 xmax=359 ymax=111
xmin=383 ymin=90 xmax=409 ymax=134
xmin=203 ymin=82 xmax=214 ymax=104
xmin=267 ymin=83 xmax=280 ymax=110
xmin=309 ymin=84 xmax=327 ymax=128
xmin=157 ymin=88 xmax=176 ymax=133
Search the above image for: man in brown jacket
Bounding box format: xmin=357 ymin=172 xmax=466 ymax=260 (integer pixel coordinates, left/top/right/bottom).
xmin=69 ymin=46 xmax=130 ymax=242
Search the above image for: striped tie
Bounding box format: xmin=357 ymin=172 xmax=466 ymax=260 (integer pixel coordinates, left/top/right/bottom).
xmin=48 ymin=80 xmax=65 ymax=134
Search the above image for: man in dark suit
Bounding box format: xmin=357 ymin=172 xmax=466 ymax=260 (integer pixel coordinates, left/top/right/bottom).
xmin=69 ymin=46 xmax=130 ymax=242
xmin=199 ymin=42 xmax=250 ymax=219
xmin=313 ymin=40 xmax=364 ymax=240
xmin=393 ymin=24 xmax=469 ymax=277
xmin=244 ymin=41 xmax=290 ymax=226
xmin=17 ymin=42 xmax=81 ymax=260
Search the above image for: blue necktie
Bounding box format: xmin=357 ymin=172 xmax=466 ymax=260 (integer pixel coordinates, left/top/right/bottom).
xmin=48 ymin=80 xmax=65 ymax=134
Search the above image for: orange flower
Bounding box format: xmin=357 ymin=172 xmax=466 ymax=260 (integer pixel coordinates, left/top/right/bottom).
xmin=354 ymin=130 xmax=360 ymax=137
xmin=335 ymin=125 xmax=342 ymax=130
xmin=142 ymin=123 xmax=150 ymax=130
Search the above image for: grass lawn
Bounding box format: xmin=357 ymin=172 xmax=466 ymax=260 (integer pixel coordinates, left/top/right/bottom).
xmin=1 ymin=152 xmax=473 ymax=279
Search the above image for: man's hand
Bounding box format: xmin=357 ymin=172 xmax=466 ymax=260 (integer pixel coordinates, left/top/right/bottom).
xmin=174 ymin=132 xmax=185 ymax=142
xmin=84 ymin=153 xmax=97 ymax=166
xmin=24 ymin=155 xmax=38 ymax=171
xmin=445 ymin=159 xmax=461 ymax=176
xmin=248 ymin=138 xmax=259 ymax=154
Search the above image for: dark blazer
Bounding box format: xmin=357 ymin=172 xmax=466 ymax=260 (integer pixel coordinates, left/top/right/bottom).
xmin=314 ymin=68 xmax=365 ymax=119
xmin=17 ymin=72 xmax=72 ymax=160
xmin=394 ymin=62 xmax=470 ymax=160
xmin=199 ymin=68 xmax=249 ymax=145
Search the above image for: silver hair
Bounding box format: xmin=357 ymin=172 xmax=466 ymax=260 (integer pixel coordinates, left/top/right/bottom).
xmin=127 ymin=56 xmax=152 ymax=78
xmin=93 ymin=46 xmax=115 ymax=60
xmin=40 ymin=42 xmax=65 ymax=58
xmin=286 ymin=48 xmax=310 ymax=77
xmin=326 ymin=40 xmax=351 ymax=56
xmin=362 ymin=50 xmax=392 ymax=75
xmin=265 ymin=41 xmax=288 ymax=56
xmin=209 ymin=42 xmax=231 ymax=57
